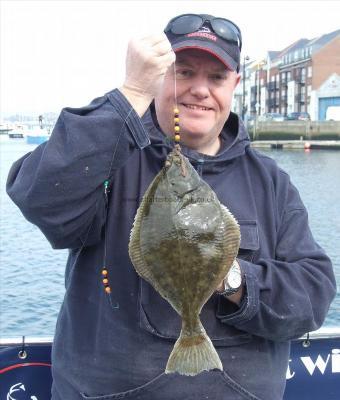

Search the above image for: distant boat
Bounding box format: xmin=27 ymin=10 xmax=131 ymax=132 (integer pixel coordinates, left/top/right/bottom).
xmin=7 ymin=125 xmax=26 ymax=139
xmin=26 ymin=127 xmax=50 ymax=145
xmin=0 ymin=123 xmax=13 ymax=135
xmin=8 ymin=129 xmax=25 ymax=139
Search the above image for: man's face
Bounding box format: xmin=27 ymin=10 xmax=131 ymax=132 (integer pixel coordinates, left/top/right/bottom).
xmin=154 ymin=49 xmax=240 ymax=155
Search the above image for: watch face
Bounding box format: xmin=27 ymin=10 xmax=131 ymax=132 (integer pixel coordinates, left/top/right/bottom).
xmin=227 ymin=270 xmax=242 ymax=289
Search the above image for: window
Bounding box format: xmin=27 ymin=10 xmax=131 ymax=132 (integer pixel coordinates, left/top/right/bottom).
xmin=307 ymin=85 xmax=312 ymax=95
xmin=287 ymin=72 xmax=291 ymax=81
xmin=308 ymin=66 xmax=312 ymax=78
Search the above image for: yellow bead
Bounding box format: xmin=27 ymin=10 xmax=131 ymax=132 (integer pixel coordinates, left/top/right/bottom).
xmin=103 ymin=278 xmax=109 ymax=285
xmin=105 ymin=286 xmax=111 ymax=294
xmin=174 ymin=135 xmax=181 ymax=142
xmin=174 ymin=117 xmax=180 ymax=123
xmin=173 ymin=108 xmax=179 ymax=114
xmin=102 ymin=269 xmax=108 ymax=276
xmin=174 ymin=126 xmax=180 ymax=132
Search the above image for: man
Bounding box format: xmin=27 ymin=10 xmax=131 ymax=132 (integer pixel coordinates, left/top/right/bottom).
xmin=7 ymin=13 xmax=336 ymax=400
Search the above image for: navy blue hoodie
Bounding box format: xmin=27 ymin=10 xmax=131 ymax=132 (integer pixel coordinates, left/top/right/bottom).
xmin=7 ymin=89 xmax=336 ymax=400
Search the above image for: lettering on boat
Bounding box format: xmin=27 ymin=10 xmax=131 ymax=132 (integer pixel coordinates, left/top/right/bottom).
xmin=287 ymin=348 xmax=340 ymax=379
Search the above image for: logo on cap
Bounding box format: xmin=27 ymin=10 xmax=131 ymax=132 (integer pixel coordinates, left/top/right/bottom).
xmin=186 ymin=32 xmax=217 ymax=41
xmin=186 ymin=24 xmax=217 ymax=41
xmin=199 ymin=26 xmax=211 ymax=33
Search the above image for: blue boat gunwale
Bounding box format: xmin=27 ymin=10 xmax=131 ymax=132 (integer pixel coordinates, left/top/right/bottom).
xmin=1 ymin=326 xmax=340 ymax=345
xmin=1 ymin=326 xmax=340 ymax=400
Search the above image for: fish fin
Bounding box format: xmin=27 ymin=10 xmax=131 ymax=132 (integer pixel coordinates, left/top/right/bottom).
xmin=128 ymin=173 xmax=161 ymax=285
xmin=165 ymin=329 xmax=222 ymax=376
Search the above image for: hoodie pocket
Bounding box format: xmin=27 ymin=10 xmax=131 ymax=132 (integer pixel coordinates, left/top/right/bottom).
xmin=138 ymin=221 xmax=259 ymax=346
xmin=237 ymin=220 xmax=259 ymax=262
xmin=80 ymin=370 xmax=263 ymax=400
xmin=80 ymin=373 xmax=168 ymax=399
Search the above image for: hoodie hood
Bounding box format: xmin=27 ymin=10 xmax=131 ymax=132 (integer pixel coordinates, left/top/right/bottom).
xmin=142 ymin=104 xmax=250 ymax=173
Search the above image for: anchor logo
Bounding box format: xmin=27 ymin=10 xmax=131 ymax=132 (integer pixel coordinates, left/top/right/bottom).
xmin=7 ymin=383 xmax=38 ymax=400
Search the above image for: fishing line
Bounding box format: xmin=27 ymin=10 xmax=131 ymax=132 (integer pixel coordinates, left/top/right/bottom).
xmin=173 ymin=59 xmax=181 ymax=144
xmin=173 ymin=61 xmax=178 ymax=109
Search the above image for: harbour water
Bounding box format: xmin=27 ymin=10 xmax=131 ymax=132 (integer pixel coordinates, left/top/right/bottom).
xmin=0 ymin=137 xmax=339 ymax=338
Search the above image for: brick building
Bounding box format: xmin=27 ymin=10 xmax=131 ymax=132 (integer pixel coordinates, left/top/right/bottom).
xmin=233 ymin=29 xmax=340 ymax=121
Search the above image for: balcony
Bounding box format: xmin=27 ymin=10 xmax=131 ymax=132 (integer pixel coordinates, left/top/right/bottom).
xmin=295 ymin=75 xmax=306 ymax=84
xmin=268 ymin=81 xmax=276 ymax=90
xmin=267 ymin=98 xmax=276 ymax=107
xmin=295 ymin=94 xmax=306 ymax=103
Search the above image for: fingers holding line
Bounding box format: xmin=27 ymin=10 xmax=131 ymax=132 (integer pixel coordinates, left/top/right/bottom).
xmin=140 ymin=33 xmax=175 ymax=57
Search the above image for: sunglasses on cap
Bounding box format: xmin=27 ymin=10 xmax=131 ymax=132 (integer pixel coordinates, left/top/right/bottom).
xmin=164 ymin=13 xmax=242 ymax=51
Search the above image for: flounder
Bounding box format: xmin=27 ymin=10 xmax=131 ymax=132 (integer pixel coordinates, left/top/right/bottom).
xmin=129 ymin=144 xmax=240 ymax=376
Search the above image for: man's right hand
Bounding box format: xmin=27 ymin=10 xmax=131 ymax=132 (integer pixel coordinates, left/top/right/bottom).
xmin=119 ymin=34 xmax=175 ymax=117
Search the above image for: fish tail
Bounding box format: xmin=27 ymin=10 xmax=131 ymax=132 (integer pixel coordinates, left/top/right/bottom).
xmin=165 ymin=322 xmax=222 ymax=376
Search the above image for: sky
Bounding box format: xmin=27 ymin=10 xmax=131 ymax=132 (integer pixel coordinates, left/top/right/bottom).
xmin=1 ymin=0 xmax=340 ymax=116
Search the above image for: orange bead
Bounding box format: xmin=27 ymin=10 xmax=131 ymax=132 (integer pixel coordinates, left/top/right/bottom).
xmin=174 ymin=126 xmax=180 ymax=132
xmin=105 ymin=286 xmax=111 ymax=294
xmin=174 ymin=135 xmax=181 ymax=142
xmin=102 ymin=269 xmax=108 ymax=276
xmin=103 ymin=278 xmax=109 ymax=285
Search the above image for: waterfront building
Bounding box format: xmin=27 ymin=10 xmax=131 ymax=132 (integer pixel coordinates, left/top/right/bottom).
xmin=235 ymin=29 xmax=340 ymax=121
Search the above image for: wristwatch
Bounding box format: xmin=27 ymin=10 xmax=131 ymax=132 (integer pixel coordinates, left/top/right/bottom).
xmin=218 ymin=260 xmax=243 ymax=296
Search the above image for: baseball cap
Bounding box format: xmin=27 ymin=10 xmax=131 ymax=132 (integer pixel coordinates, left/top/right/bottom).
xmin=164 ymin=14 xmax=242 ymax=72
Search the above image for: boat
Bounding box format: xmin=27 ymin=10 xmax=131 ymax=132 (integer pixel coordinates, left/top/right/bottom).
xmin=0 ymin=123 xmax=13 ymax=135
xmin=26 ymin=127 xmax=50 ymax=145
xmin=7 ymin=125 xmax=26 ymax=139
xmin=1 ymin=327 xmax=339 ymax=399
xmin=24 ymin=115 xmax=53 ymax=144
xmin=8 ymin=130 xmax=25 ymax=139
